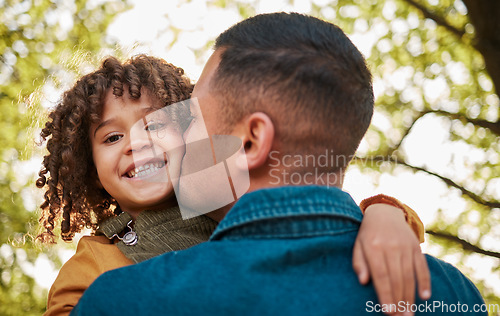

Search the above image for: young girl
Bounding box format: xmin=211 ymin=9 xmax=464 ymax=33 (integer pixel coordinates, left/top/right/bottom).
xmin=37 ymin=55 xmax=426 ymax=315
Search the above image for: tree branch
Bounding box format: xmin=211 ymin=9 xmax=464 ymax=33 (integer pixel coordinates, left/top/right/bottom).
xmin=426 ymin=229 xmax=500 ymax=259
xmin=354 ymin=156 xmax=500 ymax=209
xmin=426 ymin=109 xmax=500 ymax=137
xmin=381 ymin=108 xmax=499 ymax=161
xmin=390 ymin=111 xmax=429 ymax=152
xmin=404 ymin=0 xmax=466 ymax=38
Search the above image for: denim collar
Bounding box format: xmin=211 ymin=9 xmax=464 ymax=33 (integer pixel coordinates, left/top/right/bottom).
xmin=210 ymin=185 xmax=363 ymax=240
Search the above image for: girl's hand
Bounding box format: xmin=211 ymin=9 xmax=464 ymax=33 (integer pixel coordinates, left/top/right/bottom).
xmin=352 ymin=204 xmax=431 ymax=315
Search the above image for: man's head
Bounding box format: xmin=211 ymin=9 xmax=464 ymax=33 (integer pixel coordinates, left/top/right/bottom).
xmin=209 ymin=13 xmax=373 ymax=169
xmin=188 ymin=13 xmax=374 ymax=218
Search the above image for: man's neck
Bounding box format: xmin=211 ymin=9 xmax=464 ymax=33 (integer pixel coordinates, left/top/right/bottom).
xmin=205 ymin=168 xmax=344 ymax=222
xmin=262 ymin=166 xmax=344 ymax=189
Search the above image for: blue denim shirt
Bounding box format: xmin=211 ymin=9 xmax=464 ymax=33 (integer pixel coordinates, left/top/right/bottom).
xmin=71 ymin=186 xmax=485 ymax=315
xmin=210 ymin=185 xmax=363 ymax=241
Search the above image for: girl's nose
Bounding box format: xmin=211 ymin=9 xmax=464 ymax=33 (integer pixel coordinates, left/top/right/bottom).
xmin=126 ymin=128 xmax=154 ymax=155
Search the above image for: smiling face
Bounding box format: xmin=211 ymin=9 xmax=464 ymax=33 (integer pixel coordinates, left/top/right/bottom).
xmin=90 ymin=88 xmax=185 ymax=217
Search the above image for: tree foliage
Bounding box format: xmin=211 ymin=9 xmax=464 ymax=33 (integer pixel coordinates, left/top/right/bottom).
xmin=1 ymin=0 xmax=498 ymax=313
xmin=0 ymin=0 xmax=127 ymax=314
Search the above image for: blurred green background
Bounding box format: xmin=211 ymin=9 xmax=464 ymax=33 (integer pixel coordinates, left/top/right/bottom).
xmin=0 ymin=0 xmax=498 ymax=314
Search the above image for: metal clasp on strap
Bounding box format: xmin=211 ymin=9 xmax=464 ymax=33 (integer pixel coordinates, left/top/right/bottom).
xmin=110 ymin=220 xmax=138 ymax=246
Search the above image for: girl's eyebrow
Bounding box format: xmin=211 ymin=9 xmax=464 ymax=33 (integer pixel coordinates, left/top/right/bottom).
xmin=93 ymin=119 xmax=115 ymax=138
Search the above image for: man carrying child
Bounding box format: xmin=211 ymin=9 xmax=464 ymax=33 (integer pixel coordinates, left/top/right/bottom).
xmin=71 ymin=12 xmax=485 ymax=315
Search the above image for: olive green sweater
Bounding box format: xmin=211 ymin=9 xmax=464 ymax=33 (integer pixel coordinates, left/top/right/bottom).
xmin=98 ymin=207 xmax=218 ymax=263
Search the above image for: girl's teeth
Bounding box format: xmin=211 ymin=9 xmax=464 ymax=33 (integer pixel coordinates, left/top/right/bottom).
xmin=128 ymin=162 xmax=165 ymax=178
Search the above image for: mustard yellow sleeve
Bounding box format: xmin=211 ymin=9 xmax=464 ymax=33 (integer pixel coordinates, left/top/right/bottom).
xmin=44 ymin=236 xmax=132 ymax=316
xmin=359 ymin=194 xmax=425 ymax=243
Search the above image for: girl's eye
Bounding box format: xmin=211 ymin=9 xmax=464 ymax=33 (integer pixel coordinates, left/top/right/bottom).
xmin=146 ymin=121 xmax=166 ymax=131
xmin=104 ymin=134 xmax=122 ymax=143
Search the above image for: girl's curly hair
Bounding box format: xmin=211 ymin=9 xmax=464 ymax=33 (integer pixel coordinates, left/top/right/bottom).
xmin=36 ymin=55 xmax=194 ymax=243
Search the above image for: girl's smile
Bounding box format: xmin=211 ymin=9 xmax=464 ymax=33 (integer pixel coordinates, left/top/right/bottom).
xmin=124 ymin=159 xmax=166 ymax=179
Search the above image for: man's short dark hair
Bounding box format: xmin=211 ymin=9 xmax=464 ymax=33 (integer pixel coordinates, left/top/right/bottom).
xmin=212 ymin=12 xmax=374 ymax=172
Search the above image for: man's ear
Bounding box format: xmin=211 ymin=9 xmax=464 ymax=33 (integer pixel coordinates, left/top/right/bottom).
xmin=239 ymin=112 xmax=274 ymax=170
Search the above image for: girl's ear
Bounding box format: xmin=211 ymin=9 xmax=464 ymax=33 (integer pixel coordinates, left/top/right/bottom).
xmin=239 ymin=112 xmax=275 ymax=170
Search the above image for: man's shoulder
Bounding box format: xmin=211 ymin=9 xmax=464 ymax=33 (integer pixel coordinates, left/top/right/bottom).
xmin=73 ymin=240 xmax=217 ymax=314
xmin=424 ymin=254 xmax=485 ymax=306
xmin=425 ymin=253 xmax=472 ymax=283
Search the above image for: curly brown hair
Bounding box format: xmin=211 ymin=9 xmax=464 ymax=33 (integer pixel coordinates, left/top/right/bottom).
xmin=36 ymin=55 xmax=193 ymax=243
